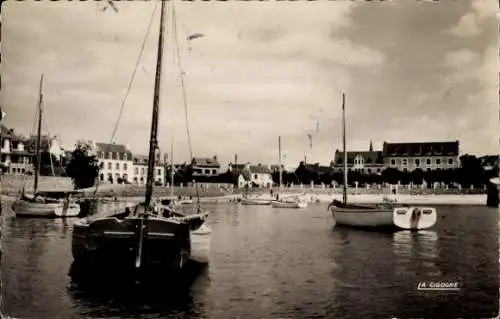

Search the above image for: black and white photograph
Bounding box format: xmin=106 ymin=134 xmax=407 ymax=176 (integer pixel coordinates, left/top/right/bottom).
xmin=0 ymin=0 xmax=498 ymax=318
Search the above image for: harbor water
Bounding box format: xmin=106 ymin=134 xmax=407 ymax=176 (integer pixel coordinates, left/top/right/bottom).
xmin=1 ymin=199 xmax=498 ymax=318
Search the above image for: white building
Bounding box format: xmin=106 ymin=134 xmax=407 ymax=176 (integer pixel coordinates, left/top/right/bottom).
xmin=132 ymin=155 xmax=165 ymax=186
xmin=95 ymin=142 xmax=134 ymax=184
xmin=237 ymin=163 xmax=273 ymax=188
xmin=0 ymin=126 xmax=33 ymax=175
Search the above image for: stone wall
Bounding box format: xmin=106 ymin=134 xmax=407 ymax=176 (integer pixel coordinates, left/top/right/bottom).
xmin=0 ymin=174 xmax=74 ymax=195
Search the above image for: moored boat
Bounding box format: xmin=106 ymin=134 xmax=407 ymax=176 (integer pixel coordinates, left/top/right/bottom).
xmin=271 ymin=199 xmax=308 ymax=209
xmin=241 ymin=198 xmax=271 ymax=205
xmin=328 ymin=93 xmax=437 ymax=231
xmin=12 ymin=75 xmax=80 ymax=218
xmin=71 ymin=1 xmax=211 ymax=271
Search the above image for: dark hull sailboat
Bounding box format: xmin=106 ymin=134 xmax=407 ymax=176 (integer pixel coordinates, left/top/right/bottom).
xmin=72 ymin=205 xmax=194 ymax=269
xmin=71 ymin=1 xmax=211 ymax=271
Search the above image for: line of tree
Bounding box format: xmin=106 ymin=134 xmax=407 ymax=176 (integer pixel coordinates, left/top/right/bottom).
xmin=65 ymin=149 xmax=498 ymax=190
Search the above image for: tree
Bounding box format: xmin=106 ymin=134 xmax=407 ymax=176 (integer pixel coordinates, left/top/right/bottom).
xmin=66 ymin=141 xmax=100 ymax=189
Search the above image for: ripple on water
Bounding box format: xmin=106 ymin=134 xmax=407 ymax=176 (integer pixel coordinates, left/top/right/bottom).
xmin=1 ymin=200 xmax=498 ymax=318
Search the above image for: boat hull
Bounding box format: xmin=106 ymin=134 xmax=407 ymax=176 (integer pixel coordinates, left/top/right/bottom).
xmin=190 ymin=223 xmax=211 ymax=264
xmin=241 ymin=199 xmax=271 ymax=206
xmin=271 ymin=201 xmax=308 ymax=209
xmin=72 ymin=216 xmax=191 ymax=269
xmin=330 ymin=206 xmax=395 ymax=228
xmin=13 ymin=200 xmax=80 ymax=218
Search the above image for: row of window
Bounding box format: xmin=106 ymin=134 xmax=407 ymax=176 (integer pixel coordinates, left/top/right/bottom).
xmin=389 ymin=158 xmax=454 ymax=166
xmin=99 ymin=173 xmax=163 ymax=184
xmin=99 ymin=152 xmax=129 ymax=161
xmin=101 ymin=161 xmax=162 ymax=176
xmin=193 ymin=168 xmax=218 ymax=175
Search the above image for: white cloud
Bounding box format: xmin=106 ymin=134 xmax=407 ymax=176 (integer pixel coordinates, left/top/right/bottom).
xmin=449 ymin=0 xmax=497 ymax=37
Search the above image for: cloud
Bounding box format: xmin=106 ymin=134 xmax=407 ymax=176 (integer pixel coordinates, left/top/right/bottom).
xmin=449 ymin=0 xmax=498 ymax=37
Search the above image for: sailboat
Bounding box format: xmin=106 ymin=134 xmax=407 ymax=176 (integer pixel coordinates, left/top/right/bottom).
xmin=71 ymin=1 xmax=211 ymax=269
xmin=12 ymin=74 xmax=81 ymax=218
xmin=271 ymin=136 xmax=308 ymax=209
xmin=159 ymin=142 xmax=193 ymax=209
xmin=327 ymin=93 xmax=437 ymax=230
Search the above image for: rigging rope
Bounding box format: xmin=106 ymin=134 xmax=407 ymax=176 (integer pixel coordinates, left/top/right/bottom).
xmin=91 ymin=2 xmax=159 ymax=201
xmin=109 ymin=1 xmax=159 ymax=144
xmin=172 ymin=5 xmax=201 ymax=211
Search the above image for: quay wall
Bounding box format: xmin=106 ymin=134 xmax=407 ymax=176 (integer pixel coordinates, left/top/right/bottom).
xmin=0 ymin=175 xmax=74 ymax=195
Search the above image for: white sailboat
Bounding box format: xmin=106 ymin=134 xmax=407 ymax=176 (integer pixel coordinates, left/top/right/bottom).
xmin=328 ymin=93 xmax=437 ymax=230
xmin=12 ymin=75 xmax=80 ymax=218
xmin=271 ymin=136 xmax=308 ymax=209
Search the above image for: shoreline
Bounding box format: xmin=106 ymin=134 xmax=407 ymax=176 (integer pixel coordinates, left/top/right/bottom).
xmin=1 ymin=193 xmax=488 ymax=206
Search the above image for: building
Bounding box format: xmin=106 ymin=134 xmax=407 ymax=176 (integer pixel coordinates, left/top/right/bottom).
xmin=331 ymin=142 xmax=384 ymax=174
xmin=382 ymin=141 xmax=460 ymax=172
xmin=132 ymin=154 xmax=165 ymax=186
xmin=191 ymin=156 xmax=221 ymax=177
xmin=0 ymin=126 xmax=33 ymax=175
xmin=305 ymin=163 xmax=334 ymax=177
xmin=479 ymin=155 xmax=499 ymax=173
xmin=247 ymin=164 xmax=273 ymax=187
xmin=95 ymin=142 xmax=134 ymax=184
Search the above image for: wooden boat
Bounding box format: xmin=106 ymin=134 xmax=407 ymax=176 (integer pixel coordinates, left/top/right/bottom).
xmin=328 ymin=94 xmax=436 ymax=230
xmin=13 ymin=191 xmax=81 ymax=218
xmin=12 ymin=75 xmax=80 ymax=218
xmin=241 ymin=198 xmax=271 ymax=205
xmin=71 ymin=1 xmax=211 ymax=270
xmin=271 ymin=199 xmax=308 ymax=209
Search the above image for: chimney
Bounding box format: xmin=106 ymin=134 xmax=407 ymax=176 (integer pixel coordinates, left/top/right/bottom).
xmin=213 ymin=155 xmax=218 ymax=161
xmin=234 ymin=154 xmax=238 ymax=167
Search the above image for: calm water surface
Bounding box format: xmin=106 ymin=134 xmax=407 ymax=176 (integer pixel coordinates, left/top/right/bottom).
xmin=1 ymin=199 xmax=498 ymax=318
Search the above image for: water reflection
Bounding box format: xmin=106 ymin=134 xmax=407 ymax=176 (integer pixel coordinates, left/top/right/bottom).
xmin=392 ymin=230 xmax=441 ymax=279
xmin=67 ymin=261 xmax=211 ymax=318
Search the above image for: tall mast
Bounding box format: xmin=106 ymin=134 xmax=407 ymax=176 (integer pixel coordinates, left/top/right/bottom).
xmin=278 ymin=136 xmax=282 ymax=189
xmin=34 ymin=74 xmax=44 ymax=194
xmin=170 ymin=140 xmax=174 ymax=197
xmin=342 ymin=93 xmax=347 ymax=204
xmin=144 ymin=0 xmax=166 ymax=208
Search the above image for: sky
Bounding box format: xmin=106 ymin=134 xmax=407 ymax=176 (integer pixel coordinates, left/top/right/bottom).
xmin=1 ymin=0 xmax=498 ymax=168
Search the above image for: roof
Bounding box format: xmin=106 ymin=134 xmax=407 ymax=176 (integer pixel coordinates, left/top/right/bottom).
xmin=333 ymin=151 xmax=383 ymax=165
xmin=479 ymin=155 xmax=499 ymax=167
xmin=249 ymin=164 xmax=272 ymax=174
xmin=192 ymin=157 xmax=220 ymax=167
xmin=133 ymin=154 xmax=163 ymax=166
xmin=305 ymin=163 xmax=334 ymax=174
xmin=382 ymin=141 xmax=459 ymax=157
xmin=1 ymin=125 xmax=26 ymax=142
xmin=96 ymin=143 xmax=133 ymax=160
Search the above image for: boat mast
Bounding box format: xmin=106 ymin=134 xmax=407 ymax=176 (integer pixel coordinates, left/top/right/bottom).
xmin=278 ymin=136 xmax=282 ymax=190
xmin=342 ymin=93 xmax=347 ymax=204
xmin=34 ymin=74 xmax=44 ymax=195
xmin=144 ymin=0 xmax=166 ymax=208
xmin=170 ymin=140 xmax=174 ymax=197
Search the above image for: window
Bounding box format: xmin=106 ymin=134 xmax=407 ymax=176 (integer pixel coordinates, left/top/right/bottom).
xmin=253 ymin=174 xmax=258 ymax=179
xmin=135 ymin=167 xmax=139 ymax=174
xmin=415 ymin=159 xmax=420 ymax=166
xmin=448 ymin=158 xmax=453 ymax=165
xmin=391 ymin=159 xmax=396 ymax=165
xmin=377 ymin=168 xmax=381 ymax=172
xmin=402 ymin=159 xmax=408 ymax=166
xmin=124 ymin=153 xmax=128 ymax=161
xmin=435 ymin=159 xmax=441 ymax=165
xmin=367 ymin=168 xmax=372 ymax=173
xmin=403 ymin=168 xmax=408 ymax=172
xmin=426 ymin=167 xmax=431 ymax=171
xmin=115 ymin=163 xmax=119 ymax=170
xmin=123 ymin=163 xmax=128 ymax=171
xmin=212 ymin=169 xmax=217 ymax=174
xmin=141 ymin=168 xmax=145 ymax=174
xmin=157 ymin=169 xmax=161 ymax=176
xmin=108 ymin=152 xmax=112 ymax=159
xmin=100 ymin=173 xmax=104 ymax=181
xmin=426 ymin=159 xmax=431 ymax=165
xmin=107 ymin=162 xmax=112 ymax=170
xmin=204 ymin=169 xmax=210 ymax=174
